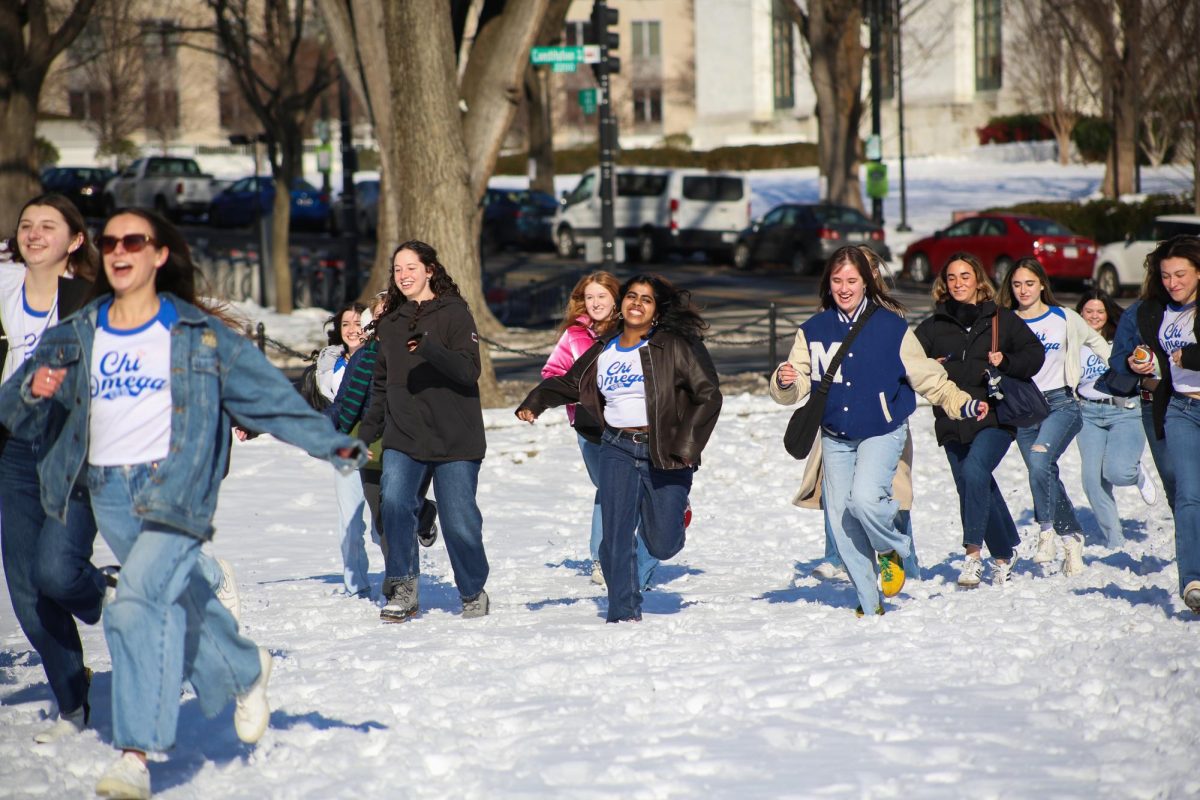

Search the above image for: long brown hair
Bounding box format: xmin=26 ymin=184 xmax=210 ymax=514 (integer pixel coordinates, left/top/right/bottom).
xmin=557 ymin=271 xmax=620 ymax=336
xmin=998 ymin=256 xmax=1060 ymax=309
xmin=930 ymin=251 xmax=997 ymax=306
xmin=15 ymin=193 xmax=99 ymax=281
xmin=819 ymin=245 xmax=906 ymax=314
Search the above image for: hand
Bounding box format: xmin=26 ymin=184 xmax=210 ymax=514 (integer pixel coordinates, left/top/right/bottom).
xmin=31 ymin=366 xmax=66 ymax=398
xmin=1128 ymin=355 xmax=1155 ymax=375
xmin=516 ymin=408 xmax=537 ymax=423
xmin=679 ymin=457 xmax=695 ymax=467
xmin=335 ymin=446 xmax=359 ymax=459
xmin=776 ymin=361 xmax=797 ymax=388
xmin=987 ymin=351 xmax=1003 ymax=367
xmin=406 ymin=332 xmax=424 ymax=353
xmin=974 ymin=401 xmax=989 ymax=421
xmin=1172 ymin=349 xmax=1183 ymax=366
xmin=233 ymin=427 xmax=250 ymax=442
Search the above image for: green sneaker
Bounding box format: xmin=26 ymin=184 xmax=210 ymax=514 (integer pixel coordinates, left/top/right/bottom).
xmin=855 ymin=604 xmax=885 ymax=618
xmin=879 ymin=551 xmax=906 ymax=597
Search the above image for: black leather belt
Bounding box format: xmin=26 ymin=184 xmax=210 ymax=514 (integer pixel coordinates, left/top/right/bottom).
xmin=609 ymin=427 xmax=649 ymax=443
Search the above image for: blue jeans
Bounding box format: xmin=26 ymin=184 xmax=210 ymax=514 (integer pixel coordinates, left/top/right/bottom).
xmin=821 ymin=425 xmax=908 ymax=613
xmin=578 ymin=433 xmax=658 ymax=589
xmin=332 ymin=466 xmax=372 ymax=596
xmin=822 ymin=512 xmax=920 ymax=576
xmin=597 ymin=428 xmax=692 ymax=622
xmin=1142 ymin=401 xmax=1176 ymax=512
xmin=1016 ymin=388 xmax=1083 ymax=533
xmin=90 ymin=463 xmax=262 ymax=752
xmin=0 ymin=438 xmax=104 ymax=716
xmin=942 ymin=427 xmax=1021 ymax=559
xmin=1077 ymin=400 xmax=1146 ymax=547
xmin=1166 ymin=396 xmax=1200 ymax=596
xmin=380 ymin=449 xmax=489 ymax=600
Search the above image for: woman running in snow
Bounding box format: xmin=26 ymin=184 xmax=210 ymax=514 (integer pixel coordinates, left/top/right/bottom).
xmin=0 ymin=208 xmax=364 ymax=799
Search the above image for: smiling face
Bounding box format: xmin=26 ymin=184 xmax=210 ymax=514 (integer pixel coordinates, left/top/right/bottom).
xmin=16 ymin=204 xmax=82 ymax=275
xmin=101 ymin=213 xmax=167 ymax=301
xmin=1080 ymin=299 xmax=1108 ymax=332
xmin=829 ymin=262 xmax=866 ymax=314
xmin=583 ymin=281 xmax=616 ymax=325
xmin=340 ymin=310 xmax=364 ymax=353
xmin=945 ymin=259 xmax=980 ymax=304
xmin=1010 ymin=267 xmax=1044 ymax=311
xmin=1161 ymin=256 xmax=1200 ymax=306
xmin=620 ymin=281 xmax=657 ymax=334
xmin=393 ymin=248 xmax=435 ymax=302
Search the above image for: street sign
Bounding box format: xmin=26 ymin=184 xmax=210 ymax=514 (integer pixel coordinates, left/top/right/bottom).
xmin=552 ymin=62 xmax=576 ymax=73
xmin=530 ymin=45 xmax=601 ymax=66
xmin=866 ymin=162 xmax=889 ymax=199
xmin=578 ymin=88 xmax=597 ymax=115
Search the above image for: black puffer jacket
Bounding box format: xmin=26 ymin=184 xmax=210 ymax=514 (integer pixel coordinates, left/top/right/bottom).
xmin=518 ymin=329 xmax=722 ymax=470
xmin=914 ymin=298 xmax=1045 ymax=446
xmin=358 ymin=295 xmax=486 ymax=462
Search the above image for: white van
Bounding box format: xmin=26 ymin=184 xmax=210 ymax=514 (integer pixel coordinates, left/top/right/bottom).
xmin=554 ymin=167 xmax=750 ymax=262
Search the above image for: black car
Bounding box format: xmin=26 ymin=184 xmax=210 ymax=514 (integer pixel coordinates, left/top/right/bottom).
xmin=40 ymin=166 xmax=114 ymax=217
xmin=482 ymin=188 xmax=558 ymax=253
xmin=732 ymin=202 xmax=891 ymax=274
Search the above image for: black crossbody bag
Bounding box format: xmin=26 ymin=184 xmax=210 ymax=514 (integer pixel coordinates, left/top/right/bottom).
xmin=783 ymin=303 xmax=877 ymax=459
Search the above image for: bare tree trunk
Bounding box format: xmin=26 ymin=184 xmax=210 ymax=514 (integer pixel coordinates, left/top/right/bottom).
xmin=802 ymin=0 xmax=865 ymax=210
xmin=0 ymin=91 xmax=42 ymax=230
xmin=525 ymin=0 xmax=572 ymax=196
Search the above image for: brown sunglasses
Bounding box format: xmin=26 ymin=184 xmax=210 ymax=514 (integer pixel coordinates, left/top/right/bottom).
xmin=97 ymin=234 xmax=157 ymax=254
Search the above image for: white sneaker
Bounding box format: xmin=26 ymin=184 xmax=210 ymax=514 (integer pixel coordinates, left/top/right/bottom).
xmin=33 ymin=704 xmax=87 ymax=743
xmin=1184 ymin=580 xmax=1200 ymax=614
xmin=812 ymin=562 xmax=849 ymax=582
xmin=956 ymin=556 xmax=984 ymax=588
xmin=590 ymin=561 xmax=606 ymax=586
xmin=1136 ymin=465 xmax=1158 ymax=506
xmin=1032 ymin=529 xmax=1057 ymax=564
xmin=991 ymin=557 xmax=1016 ymax=586
xmin=95 ymin=752 xmax=150 ymax=800
xmin=1061 ymin=534 xmax=1085 ymax=577
xmin=234 ymin=647 xmax=272 ymax=744
xmin=214 ymin=558 xmax=241 ymax=624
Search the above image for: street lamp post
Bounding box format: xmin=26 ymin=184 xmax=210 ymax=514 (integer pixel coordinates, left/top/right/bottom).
xmin=895 ymin=0 xmax=911 ymax=232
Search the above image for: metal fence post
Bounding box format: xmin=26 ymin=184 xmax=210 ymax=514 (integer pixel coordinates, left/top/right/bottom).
xmin=255 ymin=322 xmax=266 ymax=353
xmin=767 ymin=302 xmax=778 ymax=375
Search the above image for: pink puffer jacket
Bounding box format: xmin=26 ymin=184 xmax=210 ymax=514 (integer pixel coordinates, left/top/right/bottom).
xmin=541 ymin=316 xmax=599 ymax=425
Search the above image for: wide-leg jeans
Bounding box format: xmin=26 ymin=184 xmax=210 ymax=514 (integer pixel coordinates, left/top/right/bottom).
xmin=820 ymin=425 xmax=908 ymax=614
xmin=1165 ymin=396 xmax=1200 ymax=597
xmin=597 ymin=429 xmax=692 ymax=622
xmin=1016 ymin=388 xmax=1083 ymax=534
xmin=0 ymin=437 xmax=104 ymax=717
xmin=379 ymin=449 xmax=489 ymax=601
xmin=1077 ymin=400 xmax=1146 ymax=547
xmin=578 ymin=433 xmax=659 ymax=588
xmin=943 ymin=426 xmax=1021 ymax=559
xmin=332 ymin=466 xmax=372 ymax=596
xmin=89 ymin=463 xmax=262 ymax=752
xmin=1141 ymin=400 xmax=1176 ymax=512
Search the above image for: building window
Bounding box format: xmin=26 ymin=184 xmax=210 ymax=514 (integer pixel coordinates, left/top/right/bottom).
xmin=632 ymin=87 xmax=663 ymax=125
xmin=771 ymin=1 xmax=794 ymax=110
xmin=975 ymin=0 xmax=1002 ymax=91
xmin=631 ymin=21 xmax=661 ymax=59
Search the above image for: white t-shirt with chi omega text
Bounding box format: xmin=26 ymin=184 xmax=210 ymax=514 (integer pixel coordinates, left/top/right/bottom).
xmin=88 ymin=298 xmax=178 ymax=466
xmin=597 ymin=338 xmax=649 ymax=428
xmin=1023 ymin=306 xmax=1069 ymax=393
xmin=0 ymin=262 xmax=65 ymax=385
xmin=1160 ymin=301 xmax=1200 ymax=394
xmin=1076 ymin=345 xmax=1111 ymax=401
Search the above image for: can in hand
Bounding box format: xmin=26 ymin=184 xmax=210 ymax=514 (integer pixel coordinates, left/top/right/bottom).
xmin=1133 ymin=344 xmax=1161 ymax=378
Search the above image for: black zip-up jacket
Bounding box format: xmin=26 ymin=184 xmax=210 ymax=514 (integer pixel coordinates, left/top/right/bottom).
xmin=1136 ymin=298 xmax=1200 ymax=440
xmin=914 ymin=298 xmax=1045 ymax=446
xmin=518 ymin=328 xmax=722 ymax=470
xmin=358 ymin=295 xmax=486 ymax=462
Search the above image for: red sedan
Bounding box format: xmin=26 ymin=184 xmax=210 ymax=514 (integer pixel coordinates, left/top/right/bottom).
xmin=904 ymin=213 xmax=1097 ymax=284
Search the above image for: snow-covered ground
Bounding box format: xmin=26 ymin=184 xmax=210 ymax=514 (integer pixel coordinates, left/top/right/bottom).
xmin=2 ymin=394 xmax=1197 ymax=799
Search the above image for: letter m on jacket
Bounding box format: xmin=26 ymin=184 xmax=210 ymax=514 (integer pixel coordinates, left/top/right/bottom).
xmin=810 ymin=340 xmax=845 ymax=383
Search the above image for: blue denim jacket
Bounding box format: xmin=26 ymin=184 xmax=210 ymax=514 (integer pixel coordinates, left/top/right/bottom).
xmin=0 ymin=293 xmax=365 ymax=541
xmin=1104 ymin=299 xmax=1142 ymax=397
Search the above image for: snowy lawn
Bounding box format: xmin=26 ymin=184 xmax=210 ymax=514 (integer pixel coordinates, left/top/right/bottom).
xmin=2 ymin=394 xmax=1196 ymax=799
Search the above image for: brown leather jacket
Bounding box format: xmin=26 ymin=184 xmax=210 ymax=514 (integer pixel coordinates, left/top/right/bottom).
xmin=519 ymin=329 xmax=722 ymax=470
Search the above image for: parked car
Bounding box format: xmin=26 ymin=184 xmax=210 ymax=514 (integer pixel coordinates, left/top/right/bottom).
xmin=208 ymin=176 xmax=330 ymax=230
xmin=329 ymin=179 xmax=380 ymax=237
xmin=554 ymin=167 xmax=749 ymax=262
xmin=102 ymin=156 xmax=218 ymax=220
xmin=904 ymin=213 xmax=1096 ymax=284
xmin=482 ymin=188 xmax=558 ymax=253
xmin=1092 ymin=214 xmax=1200 ymax=297
xmin=39 ymin=166 xmax=114 ymax=217
xmin=731 ymin=203 xmax=891 ymax=274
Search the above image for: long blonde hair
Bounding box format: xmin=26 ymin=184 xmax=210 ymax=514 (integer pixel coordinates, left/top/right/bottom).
xmin=930 ymin=251 xmax=997 ymax=306
xmin=557 ymin=271 xmax=621 ymax=336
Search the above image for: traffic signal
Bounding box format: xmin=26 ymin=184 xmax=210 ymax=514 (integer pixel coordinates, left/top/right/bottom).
xmin=590 ymin=1 xmax=619 ymax=76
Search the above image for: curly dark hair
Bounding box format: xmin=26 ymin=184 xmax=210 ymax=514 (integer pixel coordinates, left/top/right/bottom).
xmin=385 ymin=240 xmax=463 ymax=312
xmin=327 ymin=301 xmax=368 ymax=348
xmin=1075 ymin=289 xmax=1123 ymax=341
xmin=618 ymin=273 xmax=708 ymax=342
xmin=1143 ymin=234 xmax=1200 ymax=305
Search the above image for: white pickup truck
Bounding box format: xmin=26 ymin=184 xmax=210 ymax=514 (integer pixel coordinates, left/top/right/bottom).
xmin=103 ymin=157 xmax=218 ymax=220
